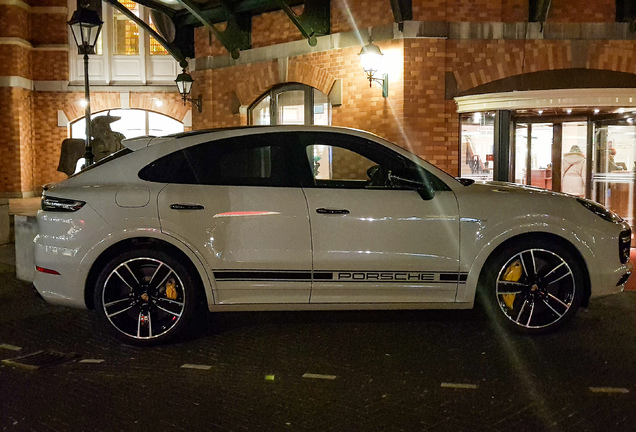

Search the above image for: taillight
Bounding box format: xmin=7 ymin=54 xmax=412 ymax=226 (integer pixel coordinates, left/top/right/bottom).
xmin=41 ymin=196 xmax=86 ymax=212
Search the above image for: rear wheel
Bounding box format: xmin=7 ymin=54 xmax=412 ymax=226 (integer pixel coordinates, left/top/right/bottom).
xmin=94 ymin=249 xmax=198 ymax=345
xmin=480 ymin=239 xmax=584 ymax=334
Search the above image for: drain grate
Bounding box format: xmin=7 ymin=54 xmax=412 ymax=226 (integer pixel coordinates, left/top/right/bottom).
xmin=2 ymin=350 xmax=79 ymax=370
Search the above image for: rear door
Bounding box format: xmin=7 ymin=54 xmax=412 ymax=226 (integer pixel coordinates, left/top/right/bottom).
xmin=144 ymin=132 xmax=313 ymax=304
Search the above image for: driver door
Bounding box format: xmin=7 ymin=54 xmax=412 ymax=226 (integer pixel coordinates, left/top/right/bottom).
xmin=301 ymin=133 xmax=461 ymax=304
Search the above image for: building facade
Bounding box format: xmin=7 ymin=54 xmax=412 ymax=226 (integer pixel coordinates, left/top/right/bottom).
xmin=2 ymin=0 xmax=636 ymax=230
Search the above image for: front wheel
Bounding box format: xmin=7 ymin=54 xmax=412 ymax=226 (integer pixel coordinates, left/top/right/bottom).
xmin=480 ymin=240 xmax=584 ymax=334
xmin=94 ymin=249 xmax=199 ymax=345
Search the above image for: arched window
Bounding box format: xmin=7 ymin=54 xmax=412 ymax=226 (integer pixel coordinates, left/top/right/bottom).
xmin=250 ymin=84 xmax=331 ymax=125
xmin=70 ymin=108 xmax=184 ymax=140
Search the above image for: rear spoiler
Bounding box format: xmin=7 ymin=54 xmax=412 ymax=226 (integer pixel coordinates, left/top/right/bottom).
xmin=121 ymin=136 xmax=174 ymax=151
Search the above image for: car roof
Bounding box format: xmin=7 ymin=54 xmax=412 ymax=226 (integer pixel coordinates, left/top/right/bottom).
xmin=170 ymin=125 xmax=376 ymax=139
xmin=121 ymin=125 xmax=386 ymax=151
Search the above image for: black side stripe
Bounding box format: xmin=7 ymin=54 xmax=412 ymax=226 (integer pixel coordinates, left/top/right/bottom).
xmin=214 ymin=271 xmax=311 ymax=281
xmin=440 ymin=273 xmax=468 ymax=282
xmin=214 ymin=271 xmax=468 ymax=283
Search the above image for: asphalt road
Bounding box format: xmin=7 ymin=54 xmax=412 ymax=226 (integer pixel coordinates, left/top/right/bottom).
xmin=1 ymin=244 xmax=635 ymax=432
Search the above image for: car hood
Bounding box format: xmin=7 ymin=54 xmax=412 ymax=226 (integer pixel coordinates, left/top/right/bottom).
xmin=475 ymin=180 xmax=566 ymax=196
xmin=453 ymin=179 xmax=579 ymax=219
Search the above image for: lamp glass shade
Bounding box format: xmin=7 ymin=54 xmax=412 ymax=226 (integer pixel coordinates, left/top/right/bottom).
xmin=175 ymin=72 xmax=194 ymax=97
xmin=68 ymin=7 xmax=103 ymax=51
xmin=358 ymin=42 xmax=383 ymax=75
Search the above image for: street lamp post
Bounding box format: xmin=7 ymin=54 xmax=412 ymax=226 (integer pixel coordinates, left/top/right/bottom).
xmin=68 ymin=6 xmax=103 ymax=167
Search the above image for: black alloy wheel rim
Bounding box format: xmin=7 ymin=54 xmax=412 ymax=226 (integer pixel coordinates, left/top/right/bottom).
xmin=495 ymin=248 xmax=576 ymax=329
xmin=102 ymin=258 xmax=186 ymax=339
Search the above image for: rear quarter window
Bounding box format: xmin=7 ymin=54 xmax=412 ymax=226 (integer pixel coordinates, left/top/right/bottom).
xmin=138 ymin=135 xmax=296 ymax=187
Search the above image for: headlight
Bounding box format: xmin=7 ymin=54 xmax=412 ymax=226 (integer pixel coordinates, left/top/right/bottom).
xmin=41 ymin=196 xmax=86 ymax=212
xmin=576 ymin=198 xmax=622 ymax=223
xmin=619 ymin=228 xmax=631 ymax=264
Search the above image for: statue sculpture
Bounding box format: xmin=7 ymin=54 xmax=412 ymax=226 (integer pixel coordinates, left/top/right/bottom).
xmin=91 ymin=112 xmax=125 ymax=162
xmin=57 ymin=111 xmax=125 ymax=176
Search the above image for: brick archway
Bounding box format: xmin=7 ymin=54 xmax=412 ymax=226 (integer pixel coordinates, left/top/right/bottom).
xmin=286 ymin=62 xmax=337 ymax=97
xmin=453 ymin=41 xmax=636 ymax=94
xmin=234 ymin=62 xmax=280 ymax=107
xmin=62 ymin=92 xmax=189 ymax=123
xmin=235 ymin=60 xmax=337 ymax=107
xmin=453 ymin=42 xmax=571 ymax=93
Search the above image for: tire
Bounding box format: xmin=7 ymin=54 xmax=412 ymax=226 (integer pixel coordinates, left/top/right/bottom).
xmin=479 ymin=239 xmax=584 ymax=335
xmin=94 ymin=248 xmax=199 ymax=346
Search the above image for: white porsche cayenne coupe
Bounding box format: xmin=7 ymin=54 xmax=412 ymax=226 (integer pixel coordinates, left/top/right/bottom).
xmin=34 ymin=126 xmax=632 ymax=345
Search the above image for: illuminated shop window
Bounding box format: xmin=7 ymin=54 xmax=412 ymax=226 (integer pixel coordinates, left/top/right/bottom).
xmin=459 ymin=112 xmax=495 ymax=181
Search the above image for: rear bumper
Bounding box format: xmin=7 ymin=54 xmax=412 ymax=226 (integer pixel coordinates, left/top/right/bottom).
xmin=33 ymin=270 xmax=86 ymax=308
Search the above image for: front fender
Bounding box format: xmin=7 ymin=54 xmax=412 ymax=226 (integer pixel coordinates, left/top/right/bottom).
xmin=457 ymin=214 xmax=599 ymax=303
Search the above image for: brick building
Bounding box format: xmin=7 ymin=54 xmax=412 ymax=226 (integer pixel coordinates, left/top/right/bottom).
xmin=2 ymin=0 xmax=636 ymax=227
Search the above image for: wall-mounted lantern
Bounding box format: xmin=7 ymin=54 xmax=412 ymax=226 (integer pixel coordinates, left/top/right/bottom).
xmin=358 ymin=38 xmax=388 ymax=98
xmin=175 ymin=66 xmax=202 ymax=113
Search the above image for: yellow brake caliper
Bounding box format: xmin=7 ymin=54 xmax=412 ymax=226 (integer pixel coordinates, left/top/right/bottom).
xmin=165 ymin=278 xmax=178 ymax=300
xmin=501 ymin=260 xmax=522 ymax=309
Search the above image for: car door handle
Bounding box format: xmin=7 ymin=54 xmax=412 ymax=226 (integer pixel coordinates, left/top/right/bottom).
xmin=316 ymin=208 xmax=350 ymax=215
xmin=170 ymin=203 xmax=205 ymax=210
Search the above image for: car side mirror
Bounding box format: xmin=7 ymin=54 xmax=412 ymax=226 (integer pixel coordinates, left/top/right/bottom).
xmin=388 ymin=172 xmax=436 ymax=200
xmin=417 ymin=185 xmax=436 ymax=200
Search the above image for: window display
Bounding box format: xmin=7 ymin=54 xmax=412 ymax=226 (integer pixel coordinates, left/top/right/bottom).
xmin=460 ymin=112 xmax=495 ymax=181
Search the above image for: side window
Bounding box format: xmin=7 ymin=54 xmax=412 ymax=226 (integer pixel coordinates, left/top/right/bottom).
xmin=139 ymin=136 xmax=294 ymax=187
xmin=306 ymin=141 xmax=397 ymax=189
xmin=308 ymin=145 xmax=377 ymax=187
xmin=218 ymin=146 xmax=274 ymax=184
xmin=303 ymin=134 xmax=451 ymax=191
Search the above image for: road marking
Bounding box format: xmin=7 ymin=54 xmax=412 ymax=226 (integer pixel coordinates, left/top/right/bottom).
xmin=303 ymin=373 xmax=337 ymax=380
xmin=180 ymin=364 xmax=212 ymax=370
xmin=79 ymin=359 xmax=105 ymax=364
xmin=589 ymin=387 xmax=630 ymax=394
xmin=441 ymin=382 xmax=478 ymax=389
xmin=0 ymin=344 xmax=22 ymax=351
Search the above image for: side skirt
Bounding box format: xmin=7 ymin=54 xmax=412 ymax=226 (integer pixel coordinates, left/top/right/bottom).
xmin=207 ymin=302 xmax=474 ymax=312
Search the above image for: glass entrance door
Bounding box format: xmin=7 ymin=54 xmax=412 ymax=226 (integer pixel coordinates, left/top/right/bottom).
xmin=514 ymin=123 xmax=553 ymax=190
xmin=592 ymin=120 xmax=636 ymax=235
xmin=513 ymin=121 xmax=589 ymax=195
